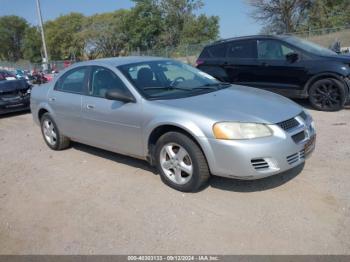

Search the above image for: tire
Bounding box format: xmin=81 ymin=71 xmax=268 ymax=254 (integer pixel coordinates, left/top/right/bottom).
xmin=154 ymin=132 xmax=210 ymax=192
xmin=308 ymin=78 xmax=348 ymax=111
xmin=40 ymin=112 xmax=70 ymax=150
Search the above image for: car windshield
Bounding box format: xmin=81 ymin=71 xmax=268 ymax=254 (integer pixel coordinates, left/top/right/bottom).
xmin=118 ymin=60 xmax=229 ymax=100
xmin=282 ymin=36 xmax=337 ymax=56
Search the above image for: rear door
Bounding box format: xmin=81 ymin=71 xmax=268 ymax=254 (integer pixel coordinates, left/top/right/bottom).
xmin=48 ymin=66 xmax=88 ymax=138
xmin=255 ymin=39 xmax=308 ymax=93
xmin=223 ymin=39 xmax=260 ymax=85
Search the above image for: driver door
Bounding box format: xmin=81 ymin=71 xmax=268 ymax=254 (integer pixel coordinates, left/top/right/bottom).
xmin=80 ymin=66 xmax=143 ymax=156
xmin=255 ymin=39 xmax=308 ymax=94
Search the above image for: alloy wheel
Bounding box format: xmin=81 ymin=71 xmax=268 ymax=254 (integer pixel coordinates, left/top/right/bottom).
xmin=159 ymin=143 xmax=193 ymax=185
xmin=42 ymin=119 xmax=57 ymax=146
xmin=311 ymin=81 xmax=342 ymax=110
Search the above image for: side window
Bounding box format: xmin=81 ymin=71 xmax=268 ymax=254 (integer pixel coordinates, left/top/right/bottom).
xmin=208 ymin=44 xmax=227 ymax=58
xmin=258 ymin=40 xmax=296 ymax=60
xmin=90 ymin=67 xmax=129 ymax=98
xmin=227 ymin=40 xmax=257 ymax=59
xmin=55 ymin=67 xmax=87 ymax=94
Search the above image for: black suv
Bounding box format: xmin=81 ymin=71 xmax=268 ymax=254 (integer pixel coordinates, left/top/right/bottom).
xmin=196 ymin=35 xmax=350 ymax=111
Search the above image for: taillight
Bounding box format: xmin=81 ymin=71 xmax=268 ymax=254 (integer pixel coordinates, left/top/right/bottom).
xmin=196 ymin=59 xmax=204 ymax=67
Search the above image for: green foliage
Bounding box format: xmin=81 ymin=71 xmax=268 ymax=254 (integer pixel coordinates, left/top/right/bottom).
xmin=180 ymin=15 xmax=219 ymax=45
xmin=0 ymin=15 xmax=28 ymax=61
xmin=45 ymin=13 xmax=85 ymax=60
xmin=247 ymin=0 xmax=350 ymax=34
xmin=0 ymin=0 xmax=219 ymax=61
xmin=125 ymin=0 xmax=163 ymax=50
xmin=307 ymin=0 xmax=350 ymax=29
xmin=78 ymin=10 xmax=130 ymax=59
xmin=22 ymin=26 xmax=42 ymax=63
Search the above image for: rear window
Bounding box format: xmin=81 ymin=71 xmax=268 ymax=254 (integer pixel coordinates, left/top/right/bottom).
xmin=199 ymin=44 xmax=227 ymax=59
xmin=227 ymin=40 xmax=257 ymax=59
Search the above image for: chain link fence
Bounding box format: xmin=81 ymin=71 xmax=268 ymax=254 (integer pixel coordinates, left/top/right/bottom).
xmin=0 ymin=60 xmax=74 ymax=73
xmin=293 ymin=25 xmax=350 ymax=49
xmin=1 ymin=25 xmax=350 ymax=72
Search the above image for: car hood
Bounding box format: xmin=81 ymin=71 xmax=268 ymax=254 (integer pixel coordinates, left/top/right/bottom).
xmin=0 ymin=79 xmax=28 ymax=92
xmin=155 ymin=85 xmax=302 ymax=124
xmin=321 ymin=54 xmax=350 ymax=63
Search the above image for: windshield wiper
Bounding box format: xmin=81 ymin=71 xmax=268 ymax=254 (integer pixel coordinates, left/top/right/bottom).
xmin=195 ymin=82 xmax=231 ymax=90
xmin=143 ymin=86 xmax=192 ymax=91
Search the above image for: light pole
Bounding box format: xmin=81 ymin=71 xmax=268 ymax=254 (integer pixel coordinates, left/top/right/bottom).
xmin=36 ymin=0 xmax=49 ymax=70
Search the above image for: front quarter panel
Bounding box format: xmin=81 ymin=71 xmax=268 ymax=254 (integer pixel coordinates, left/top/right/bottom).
xmin=143 ymin=114 xmax=210 ymax=155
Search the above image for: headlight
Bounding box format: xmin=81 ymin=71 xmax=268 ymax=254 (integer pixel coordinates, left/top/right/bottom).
xmin=213 ymin=122 xmax=273 ymax=140
xmin=303 ymin=109 xmax=311 ymax=119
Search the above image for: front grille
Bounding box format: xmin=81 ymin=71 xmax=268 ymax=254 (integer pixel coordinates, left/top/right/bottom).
xmin=286 ymin=150 xmax=305 ymax=165
xmin=277 ymin=117 xmax=300 ymax=131
xmin=251 ymin=158 xmax=269 ymax=170
xmin=292 ymin=131 xmax=305 ymax=143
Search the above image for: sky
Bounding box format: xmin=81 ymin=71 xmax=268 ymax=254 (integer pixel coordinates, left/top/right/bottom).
xmin=0 ymin=0 xmax=261 ymax=38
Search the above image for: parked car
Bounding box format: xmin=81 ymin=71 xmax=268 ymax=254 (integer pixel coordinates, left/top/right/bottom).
xmin=30 ymin=57 xmax=316 ymax=192
xmin=31 ymin=71 xmax=48 ymax=85
xmin=0 ymin=70 xmax=31 ymax=114
xmin=196 ymin=35 xmax=350 ymax=111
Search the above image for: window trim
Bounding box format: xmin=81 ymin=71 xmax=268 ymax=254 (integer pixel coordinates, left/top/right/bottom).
xmin=87 ymin=65 xmax=135 ymax=100
xmin=54 ymin=66 xmax=89 ymax=95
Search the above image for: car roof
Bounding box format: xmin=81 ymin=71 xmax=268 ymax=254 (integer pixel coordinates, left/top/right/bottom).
xmin=70 ymin=56 xmax=169 ymax=68
xmin=205 ymin=34 xmax=289 ymax=47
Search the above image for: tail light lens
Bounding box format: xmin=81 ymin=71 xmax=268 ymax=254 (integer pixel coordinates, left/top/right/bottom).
xmin=195 ymin=59 xmax=204 ymax=67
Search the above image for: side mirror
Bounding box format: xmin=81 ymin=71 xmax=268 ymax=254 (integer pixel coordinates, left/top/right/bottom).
xmin=105 ymin=89 xmax=136 ymax=103
xmin=286 ymin=52 xmax=299 ymax=63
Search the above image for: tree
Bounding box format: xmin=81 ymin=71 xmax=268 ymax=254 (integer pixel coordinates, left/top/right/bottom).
xmin=79 ymin=10 xmax=130 ymax=59
xmin=306 ymin=0 xmax=350 ymax=29
xmin=247 ymin=0 xmax=311 ymax=34
xmin=22 ymin=26 xmax=42 ymax=63
xmin=44 ymin=13 xmax=85 ymax=60
xmin=180 ymin=14 xmax=219 ymax=45
xmin=0 ymin=15 xmax=28 ymax=61
xmin=158 ymin=0 xmax=205 ymax=46
xmin=125 ymin=0 xmax=163 ymax=50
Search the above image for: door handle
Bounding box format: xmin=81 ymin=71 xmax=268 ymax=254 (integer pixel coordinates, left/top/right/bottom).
xmin=48 ymin=97 xmax=55 ymax=102
xmin=261 ymin=62 xmax=269 ymax=67
xmin=86 ymin=104 xmax=95 ymax=110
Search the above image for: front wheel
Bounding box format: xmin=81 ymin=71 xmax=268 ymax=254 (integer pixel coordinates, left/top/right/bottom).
xmin=309 ymin=78 xmax=348 ymax=111
xmin=155 ymin=132 xmax=210 ymax=192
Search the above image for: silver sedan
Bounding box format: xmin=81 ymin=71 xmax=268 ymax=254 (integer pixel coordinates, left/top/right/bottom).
xmin=30 ymin=57 xmax=316 ymax=192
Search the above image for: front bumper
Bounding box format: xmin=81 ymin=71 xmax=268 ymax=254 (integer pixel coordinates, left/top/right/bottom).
xmin=0 ymin=95 xmax=30 ymax=114
xmin=199 ymin=114 xmax=316 ymax=180
xmin=345 ymin=77 xmax=350 ymax=104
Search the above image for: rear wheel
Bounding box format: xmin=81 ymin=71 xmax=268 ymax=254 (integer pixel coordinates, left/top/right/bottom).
xmin=309 ymin=78 xmax=348 ymax=111
xmin=155 ymin=132 xmax=210 ymax=192
xmin=40 ymin=113 xmax=70 ymax=150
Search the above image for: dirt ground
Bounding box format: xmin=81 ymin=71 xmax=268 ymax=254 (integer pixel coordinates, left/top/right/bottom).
xmin=0 ymin=105 xmax=349 ymax=255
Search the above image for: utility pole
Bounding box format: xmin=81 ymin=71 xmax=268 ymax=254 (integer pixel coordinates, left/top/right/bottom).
xmin=36 ymin=0 xmax=49 ymax=70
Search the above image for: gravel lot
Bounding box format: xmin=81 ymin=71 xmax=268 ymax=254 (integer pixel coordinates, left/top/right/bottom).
xmin=0 ymin=105 xmax=349 ymax=254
